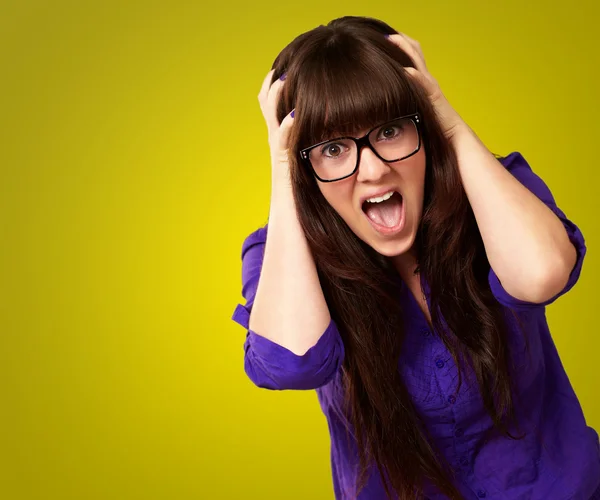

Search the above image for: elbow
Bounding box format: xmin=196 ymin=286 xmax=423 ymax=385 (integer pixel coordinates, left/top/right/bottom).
xmin=533 ymin=251 xmax=576 ymax=303
xmin=537 ymin=241 xmax=578 ymax=302
xmin=242 ymin=326 xmax=345 ymax=391
xmin=244 ymin=352 xmax=342 ymax=390
xmin=524 ymin=272 xmax=567 ymax=305
xmin=244 ymin=363 xmax=339 ymax=391
xmin=515 ymin=246 xmax=576 ymax=304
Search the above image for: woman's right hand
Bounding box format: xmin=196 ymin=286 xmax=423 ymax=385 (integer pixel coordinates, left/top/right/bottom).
xmin=247 ymin=71 xmax=337 ymax=364
xmin=257 ymin=69 xmax=295 ymax=184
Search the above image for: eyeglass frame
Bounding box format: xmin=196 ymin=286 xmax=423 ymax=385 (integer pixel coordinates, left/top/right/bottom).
xmin=298 ymin=112 xmax=422 ymax=183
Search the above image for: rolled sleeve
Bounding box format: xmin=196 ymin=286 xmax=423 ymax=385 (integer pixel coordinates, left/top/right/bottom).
xmin=231 ymin=224 xmax=345 ymax=390
xmin=488 ymin=152 xmax=586 ymax=310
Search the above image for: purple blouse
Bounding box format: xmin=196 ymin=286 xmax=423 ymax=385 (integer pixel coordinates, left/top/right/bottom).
xmin=232 ymin=152 xmax=600 ymax=499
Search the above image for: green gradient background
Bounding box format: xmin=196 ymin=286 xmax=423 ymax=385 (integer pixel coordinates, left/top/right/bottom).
xmin=1 ymin=1 xmax=598 ymax=499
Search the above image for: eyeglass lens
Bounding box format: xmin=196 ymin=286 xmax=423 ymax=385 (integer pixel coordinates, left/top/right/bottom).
xmin=307 ymin=117 xmax=419 ymax=181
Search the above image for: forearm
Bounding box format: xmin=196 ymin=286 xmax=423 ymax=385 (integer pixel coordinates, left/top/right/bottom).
xmin=450 ymin=120 xmax=577 ymax=302
xmin=380 ymin=33 xmax=577 ymax=302
xmin=248 ymin=173 xmax=332 ymax=355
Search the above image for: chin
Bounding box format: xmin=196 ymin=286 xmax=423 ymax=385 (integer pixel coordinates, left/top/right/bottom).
xmin=354 ymin=224 xmax=415 ymax=257
xmin=372 ymin=236 xmax=415 ymax=258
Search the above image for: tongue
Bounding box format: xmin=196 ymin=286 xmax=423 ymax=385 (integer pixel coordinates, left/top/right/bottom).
xmin=364 ymin=193 xmax=402 ymax=227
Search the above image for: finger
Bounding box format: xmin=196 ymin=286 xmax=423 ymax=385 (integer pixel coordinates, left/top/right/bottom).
xmin=396 ymin=33 xmax=426 ymax=69
xmin=265 ymin=76 xmax=285 ymax=129
xmin=402 ymin=34 xmax=426 ymax=66
xmin=398 ymin=32 xmax=419 ymax=48
xmin=403 ymin=66 xmax=438 ymax=96
xmin=258 ymin=69 xmax=275 ymax=102
xmin=399 ymin=33 xmax=426 ymax=63
xmin=278 ymin=108 xmax=295 ymax=150
xmin=258 ymin=70 xmax=278 ymax=118
xmin=387 ymin=33 xmax=427 ymax=73
xmin=403 ymin=66 xmax=424 ymax=83
xmin=257 ymin=70 xmax=283 ymax=131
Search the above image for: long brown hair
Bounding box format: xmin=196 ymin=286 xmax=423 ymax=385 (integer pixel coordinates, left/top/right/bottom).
xmin=271 ymin=16 xmax=522 ymax=499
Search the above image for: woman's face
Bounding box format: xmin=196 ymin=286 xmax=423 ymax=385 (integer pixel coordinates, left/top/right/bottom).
xmin=316 ymin=126 xmax=427 ymax=259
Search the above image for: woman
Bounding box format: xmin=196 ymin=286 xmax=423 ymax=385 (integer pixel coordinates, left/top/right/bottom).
xmin=231 ymin=16 xmax=600 ymax=500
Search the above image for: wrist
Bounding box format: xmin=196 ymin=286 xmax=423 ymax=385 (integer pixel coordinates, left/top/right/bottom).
xmin=433 ymin=97 xmax=466 ymax=141
xmin=271 ymin=166 xmax=293 ymax=190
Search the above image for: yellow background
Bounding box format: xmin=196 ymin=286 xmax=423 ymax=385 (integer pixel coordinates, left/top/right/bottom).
xmin=1 ymin=1 xmax=598 ymax=499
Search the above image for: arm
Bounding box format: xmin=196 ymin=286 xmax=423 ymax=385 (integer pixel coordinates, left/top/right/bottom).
xmin=249 ymin=178 xmax=334 ymax=356
xmin=249 ymin=69 xmax=336 ymax=357
xmin=450 ymin=127 xmax=578 ymax=304
xmin=485 ymin=152 xmax=586 ymax=309
xmin=231 ymin=209 xmax=345 ymax=390
xmin=384 ymin=33 xmax=581 ymax=305
xmin=230 ymin=69 xmax=345 ymax=390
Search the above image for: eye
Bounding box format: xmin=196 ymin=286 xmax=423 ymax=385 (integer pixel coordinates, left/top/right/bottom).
xmin=376 ymin=124 xmax=403 ymax=141
xmin=321 ymin=142 xmax=347 ymax=158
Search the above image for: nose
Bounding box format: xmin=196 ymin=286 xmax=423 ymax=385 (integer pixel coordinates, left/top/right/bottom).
xmin=355 ymin=146 xmax=391 ymax=183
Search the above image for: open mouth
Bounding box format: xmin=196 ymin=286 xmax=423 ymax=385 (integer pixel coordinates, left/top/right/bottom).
xmin=361 ymin=191 xmax=405 ymax=234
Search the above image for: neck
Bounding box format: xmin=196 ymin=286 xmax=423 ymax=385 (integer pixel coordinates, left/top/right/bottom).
xmin=391 ymin=245 xmax=419 ymax=284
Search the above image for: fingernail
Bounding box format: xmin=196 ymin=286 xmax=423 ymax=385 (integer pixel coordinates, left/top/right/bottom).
xmin=291 ymin=109 xmax=295 ymax=118
xmin=280 ymin=72 xmax=287 ymax=81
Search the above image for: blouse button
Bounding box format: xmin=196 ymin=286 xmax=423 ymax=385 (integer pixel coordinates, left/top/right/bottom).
xmin=421 ymin=329 xmax=430 ymax=337
xmin=455 ymin=427 xmax=464 ymax=438
xmin=435 ymin=359 xmax=445 ymax=368
xmin=459 ymin=456 xmax=469 ymax=466
xmin=477 ymin=489 xmax=487 ymax=498
xmin=448 ymin=395 xmax=456 ymax=404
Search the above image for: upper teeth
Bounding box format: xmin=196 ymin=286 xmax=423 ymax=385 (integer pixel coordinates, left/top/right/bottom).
xmin=366 ymin=191 xmax=395 ymax=203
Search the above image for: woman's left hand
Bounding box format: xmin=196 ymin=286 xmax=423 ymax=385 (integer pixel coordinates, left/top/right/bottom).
xmin=386 ymin=33 xmax=464 ymax=138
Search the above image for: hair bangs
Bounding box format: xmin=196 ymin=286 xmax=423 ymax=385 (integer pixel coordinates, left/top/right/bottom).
xmin=294 ymin=41 xmax=418 ymax=149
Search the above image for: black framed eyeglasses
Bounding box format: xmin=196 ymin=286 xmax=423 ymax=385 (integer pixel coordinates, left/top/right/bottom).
xmin=299 ymin=112 xmax=422 ymax=183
